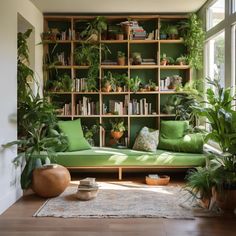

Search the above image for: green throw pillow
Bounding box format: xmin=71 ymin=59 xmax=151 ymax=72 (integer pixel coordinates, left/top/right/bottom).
xmin=158 ymin=133 xmax=204 ymax=153
xmin=133 ymin=127 xmax=159 ymax=152
xmin=58 ymin=119 xmax=91 ymax=152
xmin=160 ymin=120 xmax=189 ymax=139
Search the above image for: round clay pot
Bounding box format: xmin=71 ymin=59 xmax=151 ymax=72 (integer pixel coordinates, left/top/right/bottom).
xmin=32 ymin=164 xmax=71 ymax=198
xmin=111 ymin=131 xmax=123 ymax=140
xmin=117 ymin=57 xmax=125 ymax=66
xmin=116 ymin=87 xmax=123 ymax=92
xmin=116 ymin=34 xmax=124 ymax=40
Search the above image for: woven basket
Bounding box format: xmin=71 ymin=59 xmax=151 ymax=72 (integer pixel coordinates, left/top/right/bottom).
xmin=145 ymin=175 xmax=170 ymax=185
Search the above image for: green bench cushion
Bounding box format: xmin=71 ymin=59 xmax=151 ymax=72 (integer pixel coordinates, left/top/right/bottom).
xmin=53 ymin=147 xmax=206 ymax=167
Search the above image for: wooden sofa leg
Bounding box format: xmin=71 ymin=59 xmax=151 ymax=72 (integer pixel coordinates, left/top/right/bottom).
xmin=118 ymin=167 xmax=122 ymax=180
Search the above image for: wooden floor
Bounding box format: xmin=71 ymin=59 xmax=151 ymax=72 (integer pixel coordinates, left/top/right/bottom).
xmin=0 ymin=172 xmax=235 ymax=236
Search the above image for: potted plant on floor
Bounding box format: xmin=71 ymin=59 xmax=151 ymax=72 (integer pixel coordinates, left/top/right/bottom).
xmin=185 ymin=78 xmax=236 ymax=211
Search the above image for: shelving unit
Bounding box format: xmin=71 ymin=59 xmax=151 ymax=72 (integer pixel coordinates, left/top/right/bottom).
xmin=43 ymin=14 xmax=191 ymax=147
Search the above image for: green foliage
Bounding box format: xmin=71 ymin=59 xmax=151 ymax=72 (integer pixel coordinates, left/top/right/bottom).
xmin=3 ymin=29 xmax=69 ymax=189
xmin=17 ymin=29 xmax=34 ymax=104
xmin=80 ymin=16 xmax=107 ymax=40
xmin=82 ymin=124 xmax=99 ymax=146
xmin=128 ymin=76 xmax=142 ymax=92
xmin=175 ymin=80 xmax=203 ymax=125
xmin=180 ymin=13 xmax=205 ymax=69
xmin=191 ymin=78 xmax=236 ymax=152
xmin=49 ymin=73 xmax=72 ymax=92
xmin=117 ymin=51 xmax=125 ymax=58
xmin=185 ymin=165 xmax=220 ymax=201
xmin=110 ymin=119 xmax=126 ymax=132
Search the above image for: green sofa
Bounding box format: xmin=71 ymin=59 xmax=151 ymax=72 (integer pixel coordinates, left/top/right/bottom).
xmin=53 ymin=147 xmax=206 ymax=179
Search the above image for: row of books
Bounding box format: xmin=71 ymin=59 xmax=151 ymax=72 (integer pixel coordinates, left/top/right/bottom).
xmin=75 ymin=97 xmax=99 ymax=115
xmin=160 ymin=77 xmax=171 ymax=90
xmin=56 ymin=103 xmax=72 ymax=116
xmin=73 ymin=78 xmax=98 ymax=92
xmin=55 ymin=52 xmax=71 ymax=66
xmin=128 ymin=98 xmax=152 ymax=115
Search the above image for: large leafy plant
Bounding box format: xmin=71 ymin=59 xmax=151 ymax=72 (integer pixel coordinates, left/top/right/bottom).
xmin=192 ymin=78 xmax=236 ymax=152
xmin=3 ymin=29 xmax=68 ymax=189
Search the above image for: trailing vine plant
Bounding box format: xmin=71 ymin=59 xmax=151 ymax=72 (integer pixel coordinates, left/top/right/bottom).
xmin=180 ymin=13 xmax=205 ymax=70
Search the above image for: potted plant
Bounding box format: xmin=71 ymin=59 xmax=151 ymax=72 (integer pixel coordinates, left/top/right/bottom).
xmin=132 ymin=52 xmax=142 ymax=65
xmin=160 ymin=53 xmax=168 ymax=65
xmin=102 ymin=71 xmax=116 ymax=92
xmin=168 ymin=25 xmax=179 ymax=39
xmin=186 ymin=78 xmax=236 ymax=211
xmin=3 ymin=94 xmax=68 ymax=189
xmin=115 ymin=28 xmax=124 ymax=40
xmin=82 ymin=124 xmax=99 ymax=146
xmin=160 ymin=23 xmax=169 ymax=40
xmin=117 ymin=51 xmax=126 ymax=66
xmin=128 ymin=76 xmax=142 ymax=92
xmin=113 ymin=73 xmax=128 ymax=92
xmin=185 ymin=166 xmax=218 ymax=209
xmin=148 ymin=80 xmax=159 ymax=91
xmin=110 ymin=119 xmax=126 ymax=140
xmin=176 ymin=55 xmax=188 ymax=66
xmin=80 ymin=16 xmax=107 ymax=42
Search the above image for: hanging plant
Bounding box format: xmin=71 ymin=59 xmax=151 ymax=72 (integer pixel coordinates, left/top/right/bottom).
xmin=180 ymin=13 xmax=205 ymax=70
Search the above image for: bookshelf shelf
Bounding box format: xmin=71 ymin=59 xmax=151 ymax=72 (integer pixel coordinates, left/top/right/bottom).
xmin=44 ymin=14 xmax=191 ymax=147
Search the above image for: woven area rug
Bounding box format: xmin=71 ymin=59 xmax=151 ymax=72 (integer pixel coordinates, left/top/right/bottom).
xmin=34 ymin=182 xmax=216 ymax=219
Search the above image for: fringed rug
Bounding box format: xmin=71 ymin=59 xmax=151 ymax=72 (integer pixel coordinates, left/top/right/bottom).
xmin=33 ymin=182 xmax=217 ymax=219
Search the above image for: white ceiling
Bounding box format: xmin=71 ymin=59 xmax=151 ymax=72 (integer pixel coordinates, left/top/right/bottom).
xmin=30 ymin=0 xmax=207 ymax=14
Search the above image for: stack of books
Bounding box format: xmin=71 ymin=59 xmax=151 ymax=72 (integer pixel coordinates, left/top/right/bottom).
xmin=129 ymin=21 xmax=146 ymax=40
xmin=78 ymin=178 xmax=98 ymax=191
xmin=142 ymin=58 xmax=156 ymax=65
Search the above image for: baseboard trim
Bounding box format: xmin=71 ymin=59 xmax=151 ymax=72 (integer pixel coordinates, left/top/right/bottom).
xmin=0 ymin=186 xmax=22 ymax=215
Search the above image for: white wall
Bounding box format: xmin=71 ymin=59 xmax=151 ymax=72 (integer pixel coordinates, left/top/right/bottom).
xmin=0 ymin=0 xmax=43 ymax=214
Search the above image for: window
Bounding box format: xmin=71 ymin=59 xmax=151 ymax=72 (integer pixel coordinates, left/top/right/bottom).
xmin=207 ymin=0 xmax=225 ymax=30
xmin=206 ymin=31 xmax=225 ymax=87
xmin=233 ymin=0 xmax=236 ymax=13
xmin=232 ymin=24 xmax=236 ymax=88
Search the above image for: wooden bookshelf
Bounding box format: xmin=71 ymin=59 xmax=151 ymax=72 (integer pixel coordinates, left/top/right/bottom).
xmin=43 ymin=14 xmax=191 ymax=147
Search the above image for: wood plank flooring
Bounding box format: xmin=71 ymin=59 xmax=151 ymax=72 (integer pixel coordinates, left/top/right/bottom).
xmin=0 ymin=172 xmax=235 ymax=236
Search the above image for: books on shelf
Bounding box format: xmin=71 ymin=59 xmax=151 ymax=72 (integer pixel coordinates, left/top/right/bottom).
xmin=75 ymin=96 xmax=99 ymax=115
xmin=56 ymin=103 xmax=71 ymax=116
xmin=101 ymin=60 xmax=118 ymax=65
xmin=74 ymin=78 xmax=97 ymax=92
xmin=128 ymin=98 xmax=152 ymax=115
xmin=160 ymin=77 xmax=171 ymax=90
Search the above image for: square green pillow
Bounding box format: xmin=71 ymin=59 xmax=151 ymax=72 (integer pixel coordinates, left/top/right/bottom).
xmin=160 ymin=120 xmax=189 ymax=139
xmin=133 ymin=127 xmax=159 ymax=152
xmin=58 ymin=119 xmax=91 ymax=151
xmin=158 ymin=133 xmax=204 ymax=153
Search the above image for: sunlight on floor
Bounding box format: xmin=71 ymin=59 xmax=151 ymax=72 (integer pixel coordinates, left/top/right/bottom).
xmin=70 ymin=180 xmax=174 ymax=195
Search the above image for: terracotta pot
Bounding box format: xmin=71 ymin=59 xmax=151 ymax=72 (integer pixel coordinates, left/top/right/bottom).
xmin=212 ymin=187 xmax=236 ymax=211
xmin=32 ymin=164 xmax=71 ymax=198
xmin=116 ymin=86 xmax=123 ymax=92
xmin=117 ymin=57 xmax=125 ymax=66
xmin=111 ymin=131 xmax=123 ymax=140
xmin=160 ymin=59 xmax=167 ymax=66
xmin=116 ymin=34 xmax=124 ymax=40
xmin=103 ymin=84 xmax=111 ymax=92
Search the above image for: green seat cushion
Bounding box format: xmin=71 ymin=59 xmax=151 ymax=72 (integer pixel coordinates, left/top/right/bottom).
xmin=52 ymin=147 xmax=206 ymax=167
xmin=158 ymin=133 xmax=204 ymax=154
xmin=160 ymin=120 xmax=189 ymax=139
xmin=58 ymin=119 xmax=91 ymax=151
